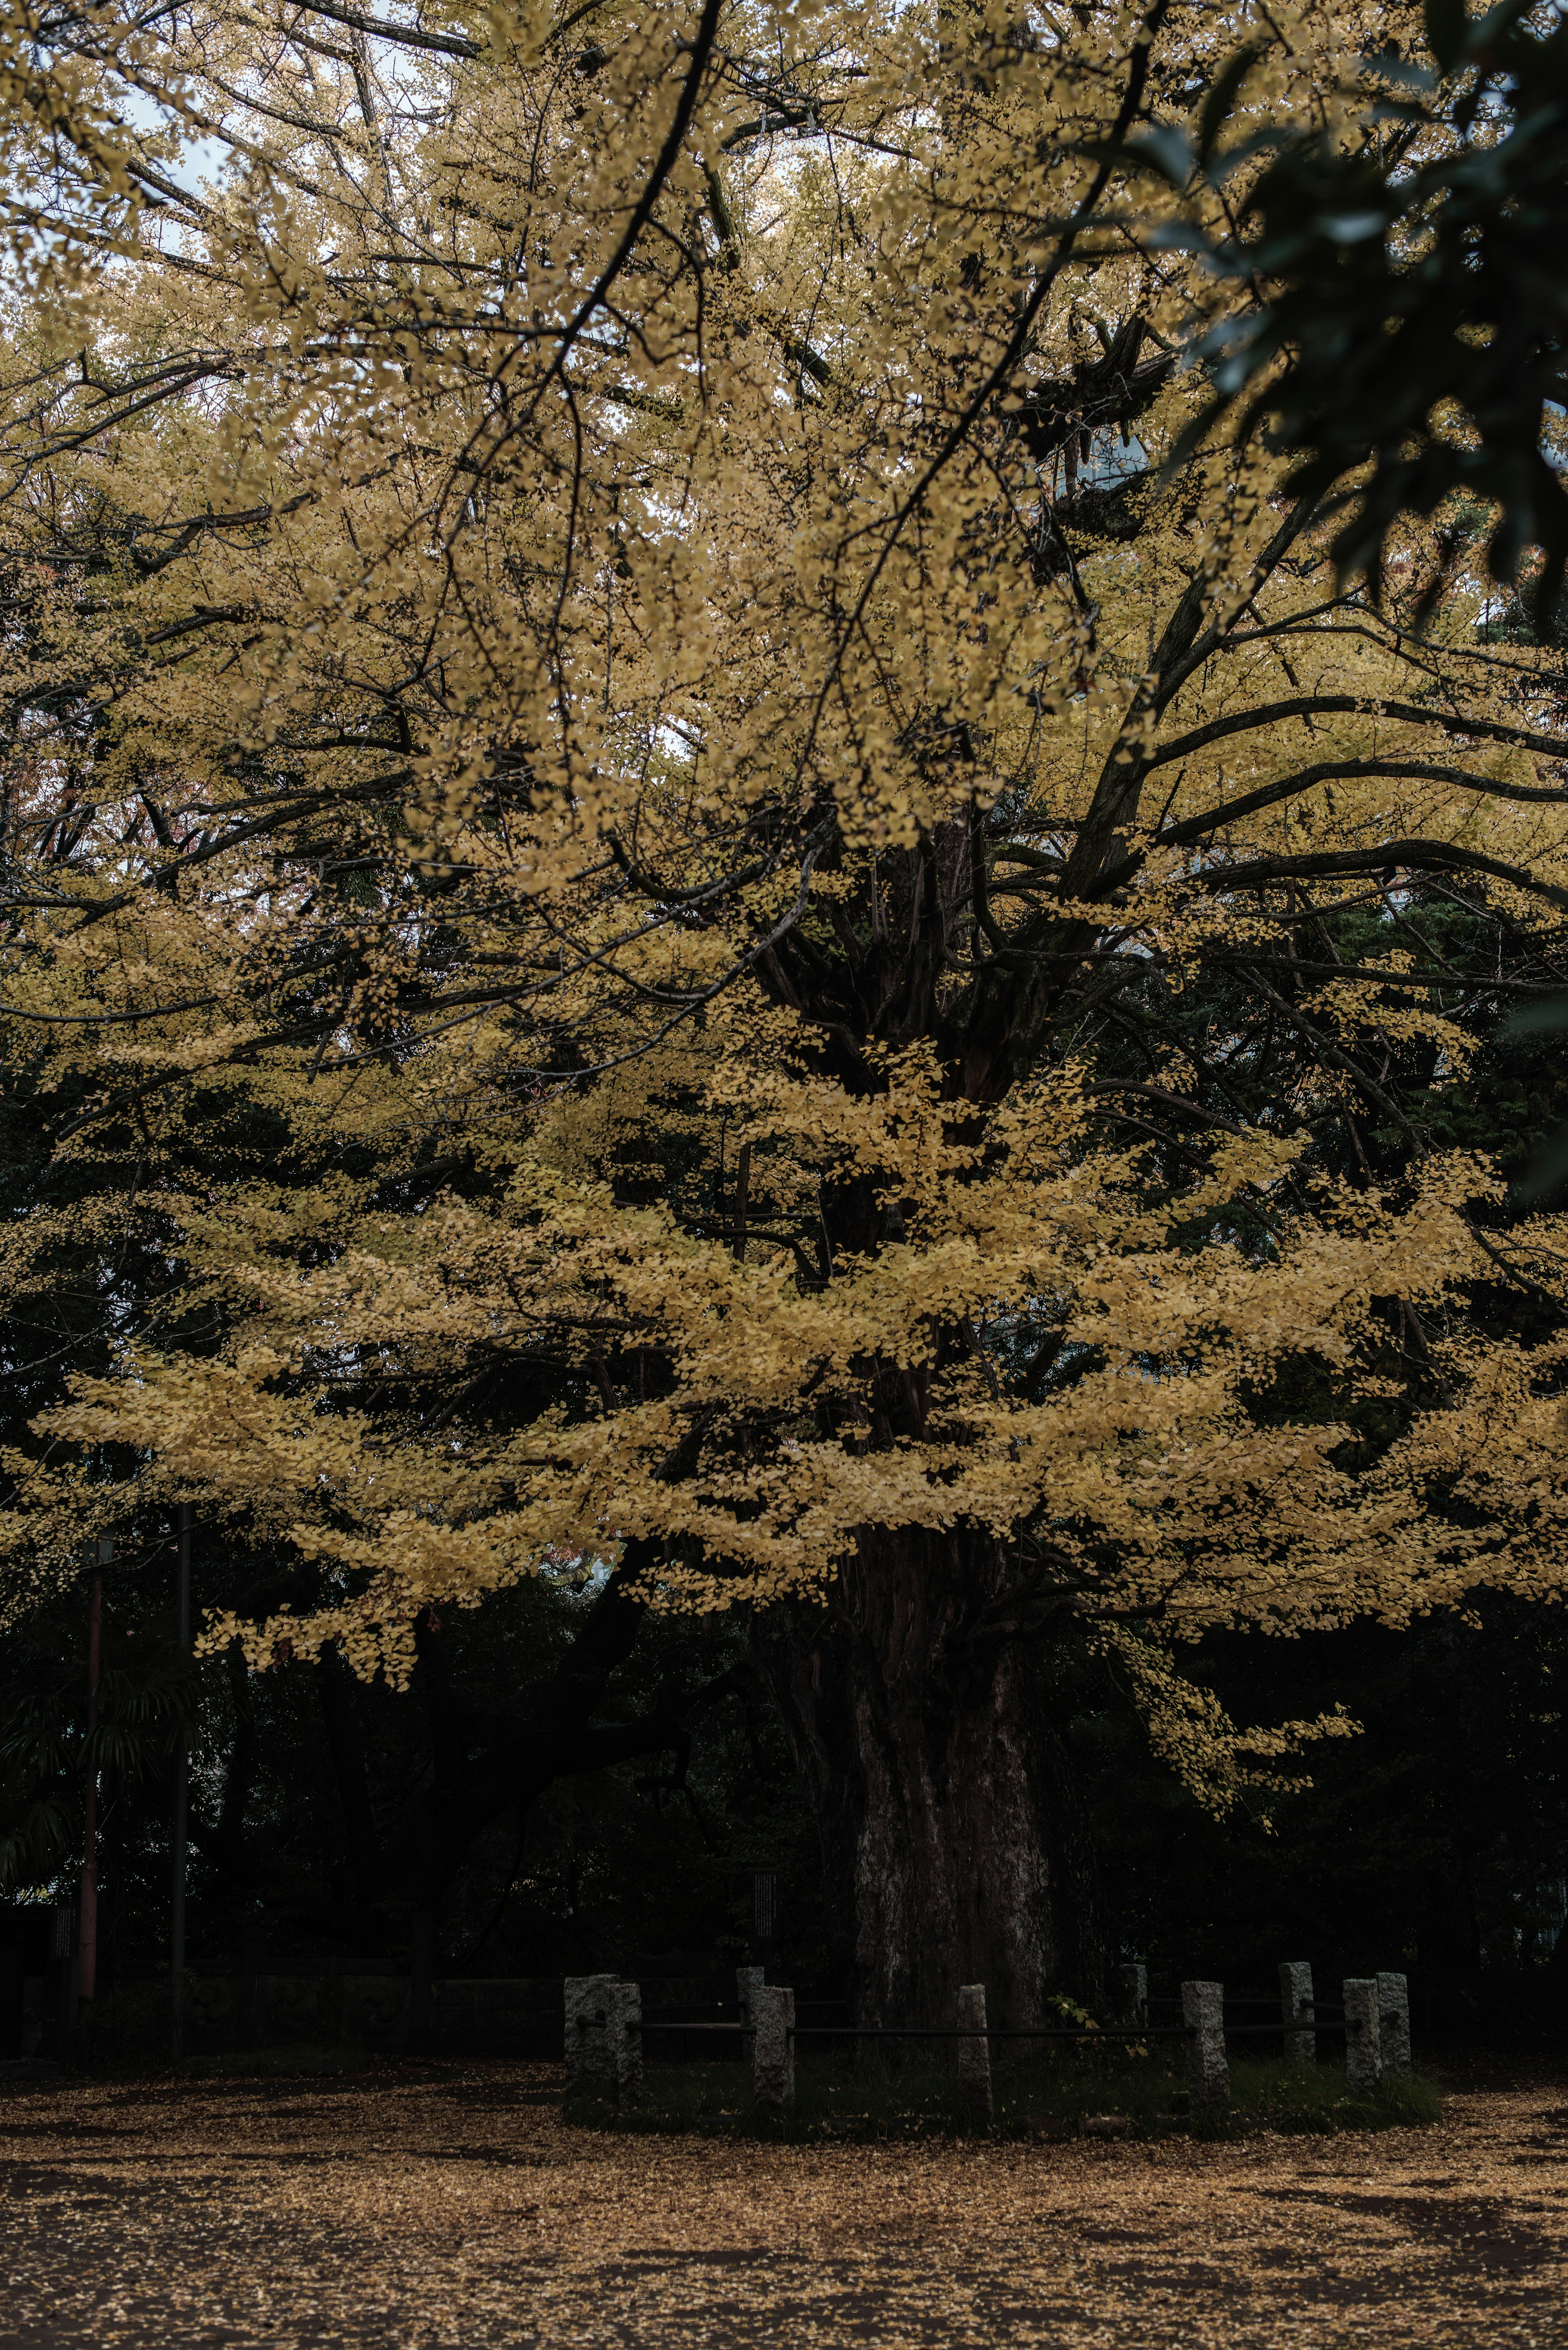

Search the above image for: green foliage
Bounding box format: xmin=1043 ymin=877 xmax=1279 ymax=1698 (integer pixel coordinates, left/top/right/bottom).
xmin=0 ymin=1607 xmax=193 ymax=1891
xmin=564 ymin=2054 xmax=1443 ymax=2142
xmin=1136 ymin=0 xmax=1568 ymax=620
xmin=1231 ymin=2060 xmax=1445 ymax=2136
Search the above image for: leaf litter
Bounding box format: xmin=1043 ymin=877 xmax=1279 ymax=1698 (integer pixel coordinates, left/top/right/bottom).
xmin=3 ymin=2060 xmax=1568 ymax=2347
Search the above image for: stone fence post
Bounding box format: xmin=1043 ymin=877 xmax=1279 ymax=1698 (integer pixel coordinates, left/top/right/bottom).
xmin=564 ymin=1974 xmax=642 ymax=2107
xmin=564 ymin=1973 xmax=616 ymax=2088
xmin=751 ymin=1983 xmax=794 ymax=2111
xmin=736 ymin=1966 xmax=765 ymax=2029
xmin=1342 ymin=1978 xmax=1382 ymax=2094
xmin=1181 ymin=1980 xmax=1228 ymax=2116
xmin=610 ymin=1979 xmax=643 ymax=2109
xmin=1278 ymin=1959 xmax=1314 ymax=2069
xmin=956 ymin=1983 xmax=993 ymax=2127
xmin=1376 ymin=1972 xmax=1411 ymax=2076
xmin=1117 ymin=1961 xmax=1148 ymax=2029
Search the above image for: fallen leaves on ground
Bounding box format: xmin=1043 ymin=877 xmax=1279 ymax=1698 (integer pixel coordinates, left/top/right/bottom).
xmin=2 ymin=2058 xmax=1567 ymax=2346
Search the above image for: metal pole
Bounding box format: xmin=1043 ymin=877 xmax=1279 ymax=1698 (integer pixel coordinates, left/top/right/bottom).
xmin=77 ymin=1568 xmax=103 ymax=2066
xmin=171 ymin=1502 xmax=191 ymax=2058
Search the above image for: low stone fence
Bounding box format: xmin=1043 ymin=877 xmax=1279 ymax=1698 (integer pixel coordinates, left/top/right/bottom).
xmin=566 ymin=1966 xmax=791 ymax=2110
xmin=11 ymin=1948 xmax=1412 ymax=2100
xmin=1152 ymin=1963 xmax=1412 ymax=2115
xmin=564 ymin=1959 xmax=1414 ymax=2120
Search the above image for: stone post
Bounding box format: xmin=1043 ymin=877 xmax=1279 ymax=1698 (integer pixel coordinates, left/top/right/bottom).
xmin=564 ymin=1972 xmax=620 ymax=2090
xmin=1117 ymin=1961 xmax=1148 ymax=2028
xmin=1342 ymin=1978 xmax=1382 ymax=2094
xmin=736 ymin=1965 xmax=765 ymax=2029
xmin=956 ymin=1982 xmax=993 ymax=2127
xmin=1181 ymin=1980 xmax=1228 ymax=2116
xmin=1376 ymin=1972 xmax=1411 ymax=2076
xmin=1278 ymin=1959 xmax=1314 ymax=2069
xmin=608 ymin=1978 xmax=642 ymax=2110
xmin=751 ymin=1982 xmax=794 ymax=2111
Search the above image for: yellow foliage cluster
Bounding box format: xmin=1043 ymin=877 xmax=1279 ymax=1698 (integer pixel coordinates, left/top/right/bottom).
xmin=1 ymin=0 xmax=1566 ymax=1780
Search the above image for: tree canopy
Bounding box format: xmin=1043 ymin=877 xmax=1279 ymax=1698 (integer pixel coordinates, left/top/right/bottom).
xmin=4 ymin=0 xmax=1568 ymax=2022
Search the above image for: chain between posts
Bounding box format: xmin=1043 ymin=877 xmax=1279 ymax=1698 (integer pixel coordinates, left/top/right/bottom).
xmin=568 ymin=1964 xmax=1402 ymax=2126
xmin=619 ymin=2018 xmax=1362 ymax=2039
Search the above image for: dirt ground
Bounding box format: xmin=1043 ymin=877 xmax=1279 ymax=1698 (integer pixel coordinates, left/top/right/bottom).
xmin=3 ymin=2058 xmax=1568 ymax=2348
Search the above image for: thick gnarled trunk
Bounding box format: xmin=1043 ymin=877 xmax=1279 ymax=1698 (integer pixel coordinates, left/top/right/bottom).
xmin=755 ymin=1523 xmax=1101 ymax=2030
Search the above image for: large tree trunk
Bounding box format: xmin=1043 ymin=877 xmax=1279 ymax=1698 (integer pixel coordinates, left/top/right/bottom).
xmin=753 ymin=1523 xmax=1104 ymax=2031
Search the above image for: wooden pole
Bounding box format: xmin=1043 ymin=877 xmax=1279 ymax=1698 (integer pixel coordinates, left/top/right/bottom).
xmin=172 ymin=1502 xmax=191 ymax=2057
xmin=76 ymin=1567 xmax=103 ymax=2066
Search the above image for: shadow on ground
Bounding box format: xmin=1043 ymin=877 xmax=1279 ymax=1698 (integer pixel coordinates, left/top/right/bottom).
xmin=1 ymin=2055 xmax=1565 ymax=2346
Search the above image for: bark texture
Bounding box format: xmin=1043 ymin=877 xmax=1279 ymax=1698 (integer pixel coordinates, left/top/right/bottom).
xmin=755 ymin=1523 xmax=1101 ymax=2031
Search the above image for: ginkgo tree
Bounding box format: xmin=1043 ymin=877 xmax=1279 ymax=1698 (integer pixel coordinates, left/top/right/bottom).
xmin=4 ymin=0 xmax=1568 ymax=2024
